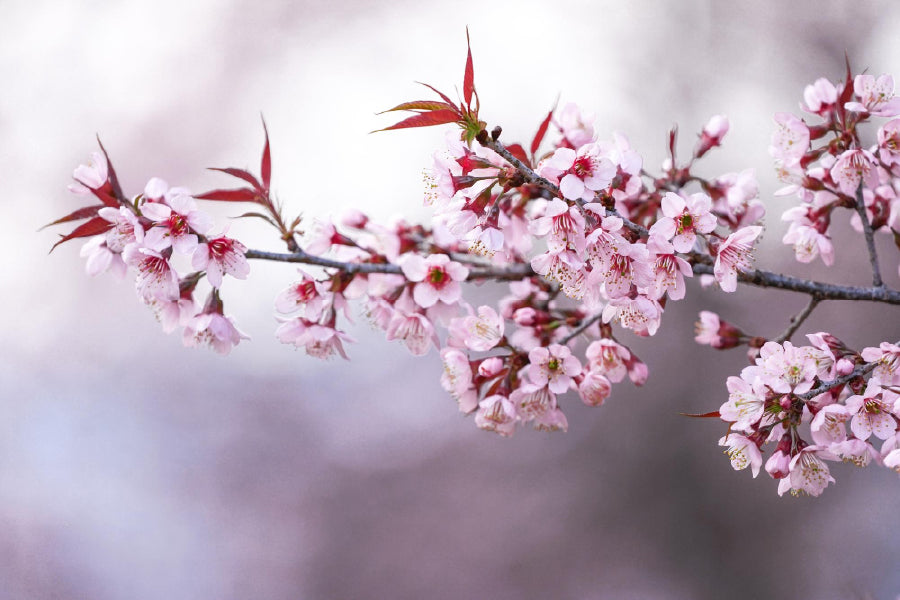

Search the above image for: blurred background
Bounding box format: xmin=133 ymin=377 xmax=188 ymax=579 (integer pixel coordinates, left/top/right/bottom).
xmin=2 ymin=0 xmax=900 ymax=598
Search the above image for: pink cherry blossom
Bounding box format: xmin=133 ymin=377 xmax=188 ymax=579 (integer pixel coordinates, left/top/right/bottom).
xmin=719 ymin=434 xmax=762 ymax=478
xmin=538 ymin=143 xmax=615 ymax=202
xmin=844 ymin=384 xmax=897 ymax=442
xmin=861 ymin=341 xmax=900 ymax=386
xmin=385 ymin=310 xmax=437 ymax=356
xmin=577 ymin=367 xmax=612 ymax=407
xmin=719 ymin=375 xmax=766 ymax=432
xmin=526 ymin=344 xmax=582 ymax=394
xmin=647 ymin=235 xmax=692 ymax=300
xmin=529 ymin=198 xmax=586 ymax=255
xmin=142 ymin=194 xmax=214 ymax=254
xmin=448 ymin=305 xmax=504 ymax=352
xmin=845 ymin=74 xmax=900 ymax=117
xmin=585 ymin=339 xmax=630 ymax=383
xmin=776 ymin=447 xmax=836 ymax=497
xmin=98 ymin=206 xmax=144 ymax=252
xmin=830 ymin=148 xmax=877 ymax=197
xmin=399 ymin=253 xmax=469 ymax=308
xmin=69 ymin=152 xmax=108 ymax=194
xmin=275 ymin=317 xmax=354 ymax=360
xmin=192 ymin=235 xmax=250 ymax=288
xmin=123 ymin=245 xmax=179 ymax=302
xmin=769 ymin=112 xmax=809 ymax=166
xmin=713 ymin=225 xmax=762 ymax=292
xmin=810 ymin=404 xmax=850 ymax=446
xmin=439 ymin=348 xmax=478 ymax=413
xmin=650 ymin=192 xmax=717 ymax=253
xmin=182 ymin=312 xmax=249 ymax=355
xmin=601 ymin=294 xmax=662 ymax=336
xmin=555 ymin=102 xmax=596 ymax=148
xmin=474 ymin=394 xmax=517 ymax=437
xmin=801 ymin=77 xmax=838 ymax=116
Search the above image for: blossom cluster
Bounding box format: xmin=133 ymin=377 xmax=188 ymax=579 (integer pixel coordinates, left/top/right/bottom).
xmin=47 ymin=40 xmax=900 ymax=496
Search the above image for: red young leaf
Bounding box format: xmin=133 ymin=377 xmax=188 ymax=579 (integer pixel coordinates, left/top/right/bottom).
xmin=96 ymin=137 xmax=125 ymax=203
xmin=50 ymin=216 xmax=111 ymax=252
xmin=678 ymin=411 xmax=721 ymax=419
xmin=195 ymin=188 xmax=261 ymax=202
xmin=837 ymin=54 xmax=855 ymax=124
xmin=261 ymin=117 xmax=271 ymax=191
xmin=416 ymin=82 xmax=458 ymax=110
xmin=463 ymin=27 xmax=475 ymax=108
xmin=41 ymin=204 xmax=105 ymax=230
xmin=379 ymin=100 xmax=459 ymax=114
xmin=504 ymin=143 xmax=531 ymax=168
xmin=375 ymin=109 xmax=462 ymax=132
xmin=209 ymin=167 xmax=262 ymax=190
xmin=530 ymin=109 xmax=554 ymax=156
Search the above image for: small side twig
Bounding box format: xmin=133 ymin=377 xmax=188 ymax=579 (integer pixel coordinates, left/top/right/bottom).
xmin=796 ymin=360 xmax=879 ymax=401
xmin=854 ymin=182 xmax=884 ymax=288
xmin=560 ymin=312 xmax=604 ymax=344
xmin=774 ymin=295 xmax=821 ymax=343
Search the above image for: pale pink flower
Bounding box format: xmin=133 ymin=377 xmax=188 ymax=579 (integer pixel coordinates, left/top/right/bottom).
xmin=801 ymin=77 xmax=838 ymax=116
xmin=647 ymin=235 xmax=692 ymax=300
xmin=877 ymin=118 xmax=900 ymax=165
xmin=757 ymin=341 xmax=817 ymax=395
xmin=274 ymin=270 xmax=333 ymax=321
xmin=123 ymin=245 xmax=179 ymax=302
xmin=529 ymin=198 xmax=586 ymax=255
xmin=439 ymin=348 xmax=478 ymax=413
xmin=533 ymin=406 xmax=569 ymax=432
xmin=694 ymin=311 xmax=744 ymax=349
xmin=448 ymin=305 xmax=505 ymax=352
xmin=810 ymin=404 xmax=850 ymax=446
xmin=830 ymin=148 xmax=877 ymax=197
xmin=80 ymin=236 xmax=127 ymax=278
xmin=601 ymin=294 xmax=662 ymax=337
xmin=829 ymin=438 xmax=879 ymax=468
xmin=713 ymin=225 xmax=762 ymax=292
xmin=845 ymin=74 xmax=900 ymax=117
xmin=511 ymin=382 xmax=557 ymax=422
xmin=530 ymin=249 xmax=586 ymax=299
xmin=719 ymin=375 xmax=766 ymax=432
xmin=477 ymin=357 xmax=504 ymax=378
xmin=650 ymin=192 xmax=717 ymax=253
xmin=474 ymin=394 xmax=517 ymax=437
xmin=577 ymin=367 xmax=612 ymax=407
xmin=526 ymin=344 xmax=582 ymax=394
xmin=585 ymin=339 xmax=630 ymax=383
xmin=98 ymin=206 xmax=144 ymax=252
xmin=555 ymin=103 xmax=596 ymax=148
xmin=192 ymin=235 xmax=249 ymax=288
xmin=845 ymin=384 xmax=897 ymax=442
xmin=147 ymin=295 xmax=196 ymax=334
xmin=861 ymin=342 xmax=900 ymax=386
xmin=182 ymin=312 xmax=249 ymax=355
xmin=385 ymin=310 xmax=437 ymax=356
xmin=719 ymin=434 xmax=762 ymax=478
xmin=590 ymin=240 xmax=653 ymax=299
xmin=765 ymin=450 xmax=791 ymax=479
xmin=399 ymin=253 xmax=469 ymax=308
xmin=275 ymin=317 xmax=353 ymax=360
xmin=782 ymin=222 xmax=834 ymax=266
xmin=142 ymin=194 xmax=213 ymax=254
xmin=884 ymin=448 xmax=900 ymax=472
xmin=769 ymin=113 xmax=809 ymax=166
xmin=538 ymin=143 xmax=615 ymax=202
xmin=694 ymin=114 xmax=729 ymax=158
xmin=777 ymin=447 xmax=836 ymax=497
xmin=68 ymin=152 xmax=108 ymax=194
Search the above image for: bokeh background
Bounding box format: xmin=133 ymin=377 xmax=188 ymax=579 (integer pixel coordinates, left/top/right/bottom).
xmin=3 ymin=1 xmax=900 ymax=598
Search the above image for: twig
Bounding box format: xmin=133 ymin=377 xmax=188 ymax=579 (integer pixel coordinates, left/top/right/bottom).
xmin=560 ymin=312 xmax=604 ymax=344
xmin=691 ymin=264 xmax=900 ymax=305
xmin=854 ymin=182 xmax=884 ymax=288
xmin=774 ymin=295 xmax=821 ymax=343
xmin=796 ymin=361 xmax=879 ymax=401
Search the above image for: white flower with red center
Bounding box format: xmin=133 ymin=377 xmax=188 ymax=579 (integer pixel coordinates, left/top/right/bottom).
xmin=123 ymin=245 xmax=179 ymax=302
xmin=844 ymin=383 xmax=897 ymax=442
xmin=830 ymin=148 xmax=877 ymax=197
xmin=98 ymin=206 xmax=144 ymax=252
xmin=529 ymin=198 xmax=586 ymax=255
xmin=719 ymin=434 xmax=762 ymax=478
xmin=276 ymin=272 xmax=332 ymax=323
xmin=713 ymin=225 xmax=762 ymax=292
xmin=845 ymin=74 xmax=900 ymax=117
xmin=399 ymin=253 xmax=469 ymax=309
xmin=538 ymin=143 xmax=615 ymax=202
xmin=474 ymin=394 xmax=517 ymax=437
xmin=447 ymin=305 xmax=505 ymax=352
xmin=142 ymin=194 xmax=213 ymax=254
xmin=183 ymin=311 xmax=249 ymax=355
xmin=275 ymin=317 xmax=353 ymax=360
xmin=192 ymin=234 xmax=249 ymax=288
xmin=601 ymin=294 xmax=662 ymax=337
xmin=647 ymin=235 xmax=692 ymax=300
xmin=719 ymin=374 xmax=767 ymax=432
xmin=777 ymin=446 xmax=836 ymax=497
xmin=577 ymin=366 xmax=612 ymax=407
xmin=439 ymin=348 xmax=477 ymax=413
xmin=769 ymin=112 xmax=809 ymax=166
xmin=526 ymin=344 xmax=582 ymax=394
xmin=650 ymin=192 xmax=717 ymax=253
xmin=861 ymin=342 xmax=900 ymax=385
xmin=385 ymin=310 xmax=437 ymax=356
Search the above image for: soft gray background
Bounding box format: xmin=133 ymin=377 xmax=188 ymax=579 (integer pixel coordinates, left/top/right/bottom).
xmin=3 ymin=1 xmax=900 ymax=598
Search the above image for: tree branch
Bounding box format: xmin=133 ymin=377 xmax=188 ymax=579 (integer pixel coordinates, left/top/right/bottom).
xmin=796 ymin=360 xmax=879 ymax=401
xmin=774 ymin=295 xmax=821 ymax=343
xmin=561 ymin=312 xmax=604 ymax=344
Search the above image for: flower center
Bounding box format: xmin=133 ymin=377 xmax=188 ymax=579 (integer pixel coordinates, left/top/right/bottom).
xmin=572 ymin=155 xmax=594 ymax=178
xmin=428 ymin=267 xmax=448 ymax=287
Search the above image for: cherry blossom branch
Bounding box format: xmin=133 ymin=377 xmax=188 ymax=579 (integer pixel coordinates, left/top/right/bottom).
xmin=774 ymin=295 xmax=821 ymax=343
xmin=479 ymin=137 xmax=649 ymax=237
xmin=691 ymin=264 xmax=900 ymax=305
xmin=796 ymin=360 xmax=879 ymax=401
xmin=560 ymin=312 xmax=604 ymax=344
xmin=854 ymin=183 xmax=884 ymax=288
xmin=244 ymin=249 xmax=533 ymax=280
